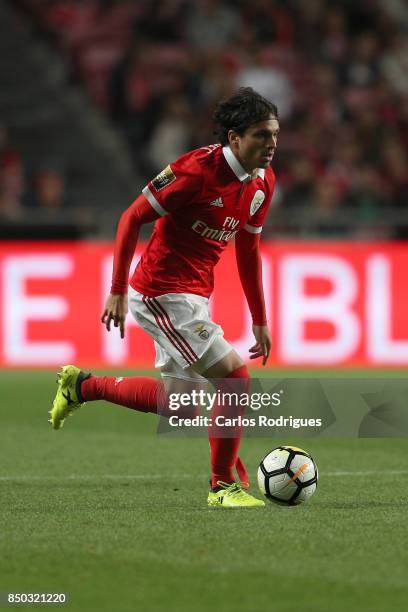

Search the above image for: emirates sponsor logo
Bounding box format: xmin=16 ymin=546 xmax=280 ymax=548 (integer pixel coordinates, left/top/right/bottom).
xmin=191 ymin=219 xmax=238 ymax=242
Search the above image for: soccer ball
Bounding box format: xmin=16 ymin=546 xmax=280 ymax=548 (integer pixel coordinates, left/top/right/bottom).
xmin=257 ymin=446 xmax=318 ymax=506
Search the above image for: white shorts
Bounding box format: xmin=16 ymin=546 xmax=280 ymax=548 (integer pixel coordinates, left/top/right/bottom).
xmin=128 ymin=287 xmax=232 ymax=381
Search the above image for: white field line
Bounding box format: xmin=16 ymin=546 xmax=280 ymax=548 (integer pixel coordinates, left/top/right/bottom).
xmin=324 ymin=469 xmax=408 ymax=476
xmin=0 ymin=474 xmax=189 ymax=481
xmin=1 ymin=470 xmax=408 ymax=481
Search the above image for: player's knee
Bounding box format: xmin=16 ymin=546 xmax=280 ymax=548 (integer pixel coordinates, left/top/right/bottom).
xmin=200 ymin=349 xmax=244 ymax=379
xmin=227 ymin=364 xmax=249 ymax=379
xmin=226 ymin=364 xmax=250 ymax=395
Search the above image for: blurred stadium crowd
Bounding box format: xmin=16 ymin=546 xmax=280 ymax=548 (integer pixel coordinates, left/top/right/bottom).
xmin=1 ymin=0 xmax=407 ymax=238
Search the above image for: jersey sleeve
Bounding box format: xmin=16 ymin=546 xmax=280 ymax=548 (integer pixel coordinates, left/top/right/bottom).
xmin=235 ymin=230 xmax=267 ymax=325
xmin=142 ymin=152 xmax=203 ymax=216
xmin=111 ymin=194 xmax=159 ymax=294
xmin=243 ymin=171 xmax=275 ymax=234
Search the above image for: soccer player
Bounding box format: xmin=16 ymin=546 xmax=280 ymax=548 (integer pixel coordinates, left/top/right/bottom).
xmin=50 ymin=87 xmax=279 ymax=508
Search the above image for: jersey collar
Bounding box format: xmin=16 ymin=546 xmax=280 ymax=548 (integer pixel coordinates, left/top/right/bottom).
xmin=222 ymin=145 xmax=265 ymax=181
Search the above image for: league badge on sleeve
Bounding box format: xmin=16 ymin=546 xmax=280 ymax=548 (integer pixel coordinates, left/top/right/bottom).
xmin=152 ymin=165 xmax=177 ymax=192
xmin=250 ymin=190 xmax=265 ymax=216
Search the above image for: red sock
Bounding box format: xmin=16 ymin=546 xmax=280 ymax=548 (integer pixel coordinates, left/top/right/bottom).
xmin=81 ymin=375 xmax=165 ymax=414
xmin=208 ymin=365 xmax=250 ymax=489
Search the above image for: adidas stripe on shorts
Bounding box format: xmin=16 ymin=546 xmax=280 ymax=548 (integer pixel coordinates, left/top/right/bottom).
xmin=128 ymin=287 xmax=232 ymax=381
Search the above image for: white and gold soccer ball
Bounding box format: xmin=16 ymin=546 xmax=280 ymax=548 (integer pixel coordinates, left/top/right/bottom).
xmin=257 ymin=446 xmax=318 ymax=506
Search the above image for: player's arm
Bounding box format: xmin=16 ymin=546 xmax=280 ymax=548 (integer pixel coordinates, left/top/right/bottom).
xmin=235 ymin=229 xmax=271 ymax=365
xmin=101 ymin=194 xmax=160 ymax=338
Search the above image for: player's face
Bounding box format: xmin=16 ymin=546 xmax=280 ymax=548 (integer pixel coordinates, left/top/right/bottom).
xmin=229 ymin=117 xmax=280 ymax=173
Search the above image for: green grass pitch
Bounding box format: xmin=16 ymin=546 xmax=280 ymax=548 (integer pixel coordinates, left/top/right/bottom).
xmin=1 ymin=369 xmax=407 ymax=612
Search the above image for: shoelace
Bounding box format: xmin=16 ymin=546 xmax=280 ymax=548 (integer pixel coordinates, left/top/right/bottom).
xmin=218 ymin=482 xmax=251 ymax=500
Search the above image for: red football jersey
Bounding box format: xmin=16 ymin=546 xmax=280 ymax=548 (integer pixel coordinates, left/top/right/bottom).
xmin=130 ymin=144 xmax=275 ymax=298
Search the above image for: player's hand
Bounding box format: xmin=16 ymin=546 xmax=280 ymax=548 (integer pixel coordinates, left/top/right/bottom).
xmin=249 ymin=325 xmax=271 ymax=366
xmin=101 ymin=293 xmax=128 ymax=339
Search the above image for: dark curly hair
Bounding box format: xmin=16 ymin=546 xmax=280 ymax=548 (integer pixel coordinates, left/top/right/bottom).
xmin=213 ymin=87 xmax=278 ymax=146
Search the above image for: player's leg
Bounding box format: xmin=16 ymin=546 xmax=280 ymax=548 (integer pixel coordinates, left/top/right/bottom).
xmin=159 ymin=353 xmax=264 ymax=507
xmin=49 ymin=362 xmax=207 ymax=430
xmin=48 ymin=331 xmax=213 ymax=430
xmin=49 ymin=364 xmax=167 ymax=429
xmin=198 ymin=347 xmax=247 ymax=483
xmin=192 ymin=345 xmax=248 ymax=482
xmin=190 ymin=342 xmax=265 ymax=507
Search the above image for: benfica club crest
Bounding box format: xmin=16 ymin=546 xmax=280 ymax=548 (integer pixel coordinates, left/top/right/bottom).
xmin=250 ymin=190 xmax=265 ymax=216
